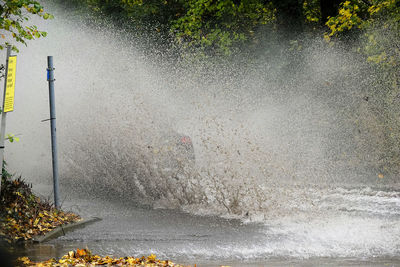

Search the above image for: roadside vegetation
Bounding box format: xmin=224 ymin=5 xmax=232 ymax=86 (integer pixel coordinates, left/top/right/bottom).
xmin=0 ymin=167 xmax=80 ymax=243
xmin=65 ymin=0 xmax=399 ymax=56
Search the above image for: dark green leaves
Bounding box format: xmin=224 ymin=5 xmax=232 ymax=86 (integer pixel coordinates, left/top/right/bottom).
xmin=0 ymin=0 xmax=53 ymax=52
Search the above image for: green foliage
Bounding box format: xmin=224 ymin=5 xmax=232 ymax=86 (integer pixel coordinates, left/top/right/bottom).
xmin=303 ymin=0 xmax=321 ymax=23
xmin=324 ymin=0 xmax=399 ymax=97
xmin=363 ymin=0 xmax=400 ymax=67
xmin=324 ymin=0 xmax=399 ymax=39
xmin=75 ymin=0 xmax=276 ymax=55
xmin=0 ymin=0 xmax=53 ymax=52
xmin=5 ymin=134 xmax=20 ymax=143
xmin=324 ymin=0 xmax=363 ymax=40
xmin=324 ymin=0 xmax=399 ymax=92
xmin=170 ymin=0 xmax=276 ymax=55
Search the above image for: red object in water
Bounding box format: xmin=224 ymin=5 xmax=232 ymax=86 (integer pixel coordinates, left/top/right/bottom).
xmin=181 ymin=136 xmax=192 ymax=144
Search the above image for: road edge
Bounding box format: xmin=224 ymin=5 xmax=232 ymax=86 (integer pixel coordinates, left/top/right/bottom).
xmin=32 ymin=217 xmax=102 ymax=243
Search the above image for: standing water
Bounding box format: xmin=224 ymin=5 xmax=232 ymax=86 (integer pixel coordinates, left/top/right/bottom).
xmin=5 ymin=2 xmax=400 ymax=266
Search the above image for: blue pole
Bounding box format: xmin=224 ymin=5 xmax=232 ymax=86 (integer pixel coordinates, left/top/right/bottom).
xmin=47 ymin=56 xmax=60 ymax=209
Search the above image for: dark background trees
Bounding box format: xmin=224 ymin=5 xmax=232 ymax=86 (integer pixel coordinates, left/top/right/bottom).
xmin=320 ymin=0 xmax=342 ymax=23
xmin=69 ymin=0 xmax=397 ymax=57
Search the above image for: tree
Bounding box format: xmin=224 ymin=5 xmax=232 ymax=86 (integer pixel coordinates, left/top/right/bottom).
xmin=170 ymin=0 xmax=276 ymax=55
xmin=325 ymin=0 xmax=399 ymax=70
xmin=0 ymin=0 xmax=53 ymax=52
xmin=73 ymin=0 xmax=276 ymax=55
xmin=73 ymin=0 xmax=399 ymax=59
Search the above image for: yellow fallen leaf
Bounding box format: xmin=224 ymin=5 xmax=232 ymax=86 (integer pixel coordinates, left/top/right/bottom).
xmin=148 ymin=253 xmax=157 ymax=262
xmin=68 ymin=251 xmax=75 ymax=258
xmin=18 ymin=257 xmax=31 ymax=265
xmin=126 ymin=257 xmax=137 ymax=264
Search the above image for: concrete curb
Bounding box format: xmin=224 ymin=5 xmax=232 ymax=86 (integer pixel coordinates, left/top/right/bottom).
xmin=32 ymin=217 xmax=102 ymax=243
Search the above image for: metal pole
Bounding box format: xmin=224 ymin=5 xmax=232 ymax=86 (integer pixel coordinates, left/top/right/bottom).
xmin=47 ymin=56 xmax=60 ymax=209
xmin=0 ymin=46 xmax=11 ymax=196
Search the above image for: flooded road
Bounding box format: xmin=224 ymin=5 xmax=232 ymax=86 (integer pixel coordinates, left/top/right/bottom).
xmin=5 ymin=3 xmax=400 ymax=266
xmin=17 ymin=184 xmax=400 ymax=266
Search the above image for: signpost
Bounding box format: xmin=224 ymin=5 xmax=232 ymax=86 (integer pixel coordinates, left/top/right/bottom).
xmin=47 ymin=56 xmax=60 ymax=209
xmin=0 ymin=49 xmax=60 ymax=209
xmin=0 ymin=46 xmax=16 ymax=196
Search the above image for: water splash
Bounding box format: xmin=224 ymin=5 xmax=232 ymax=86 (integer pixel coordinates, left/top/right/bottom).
xmin=5 ymin=2 xmax=399 ymax=249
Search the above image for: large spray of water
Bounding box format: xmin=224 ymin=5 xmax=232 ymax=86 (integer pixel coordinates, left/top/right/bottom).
xmin=5 ymin=2 xmax=399 ymax=226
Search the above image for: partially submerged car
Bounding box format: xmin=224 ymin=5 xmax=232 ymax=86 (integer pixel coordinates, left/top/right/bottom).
xmin=147 ymin=131 xmax=195 ymax=172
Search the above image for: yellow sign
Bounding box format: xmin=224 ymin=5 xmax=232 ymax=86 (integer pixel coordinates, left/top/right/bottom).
xmin=4 ymin=56 xmax=17 ymax=113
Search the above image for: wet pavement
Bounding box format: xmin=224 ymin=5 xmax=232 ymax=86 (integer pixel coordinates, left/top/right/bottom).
xmin=13 ymin=185 xmax=400 ymax=266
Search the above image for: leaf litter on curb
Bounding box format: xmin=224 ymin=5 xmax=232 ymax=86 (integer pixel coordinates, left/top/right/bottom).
xmin=17 ymin=248 xmax=195 ymax=266
xmin=0 ymin=175 xmax=80 ymax=242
